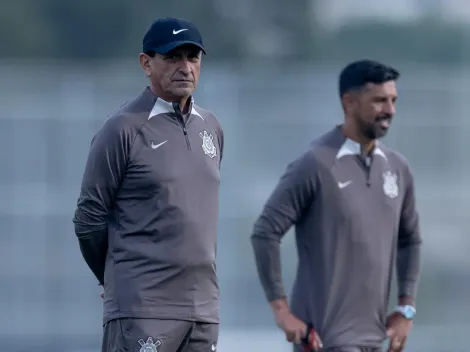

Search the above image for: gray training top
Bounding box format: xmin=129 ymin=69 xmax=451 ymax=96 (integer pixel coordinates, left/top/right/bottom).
xmin=251 ymin=126 xmax=421 ymax=349
xmin=73 ymin=87 xmax=223 ymax=325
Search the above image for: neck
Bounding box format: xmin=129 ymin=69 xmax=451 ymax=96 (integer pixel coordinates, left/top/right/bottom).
xmin=342 ymin=120 xmax=376 ymax=156
xmin=149 ymin=85 xmax=191 ymax=114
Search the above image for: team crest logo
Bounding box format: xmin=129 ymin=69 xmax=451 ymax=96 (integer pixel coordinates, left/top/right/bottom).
xmin=382 ymin=171 xmax=398 ymax=199
xmin=138 ymin=337 xmax=161 ymax=352
xmin=199 ymin=130 xmax=217 ymax=159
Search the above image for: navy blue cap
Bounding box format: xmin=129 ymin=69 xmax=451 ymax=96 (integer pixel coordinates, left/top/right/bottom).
xmin=143 ymin=17 xmax=206 ymax=55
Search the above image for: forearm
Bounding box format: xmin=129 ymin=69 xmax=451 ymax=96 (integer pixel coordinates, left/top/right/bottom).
xmin=251 ymin=235 xmax=286 ymax=302
xmin=396 ymin=241 xmax=421 ymax=302
xmin=77 ymin=229 xmax=108 ymax=285
xmin=74 ymin=208 xmax=108 ymax=285
xmin=398 ymin=295 xmax=415 ymax=306
xmin=270 ymin=297 xmax=290 ymax=315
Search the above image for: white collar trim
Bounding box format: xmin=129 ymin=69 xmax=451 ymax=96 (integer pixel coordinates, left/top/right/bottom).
xmin=148 ymin=97 xmax=203 ymax=120
xmin=336 ymin=138 xmax=387 ymax=160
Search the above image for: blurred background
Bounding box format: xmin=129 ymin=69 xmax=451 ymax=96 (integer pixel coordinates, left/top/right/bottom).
xmin=1 ymin=1 xmax=469 ymax=351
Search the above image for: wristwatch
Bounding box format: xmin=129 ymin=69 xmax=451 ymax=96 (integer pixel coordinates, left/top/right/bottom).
xmin=395 ymin=305 xmax=416 ymax=320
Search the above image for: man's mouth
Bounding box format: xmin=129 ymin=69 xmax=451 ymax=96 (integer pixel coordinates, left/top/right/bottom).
xmin=376 ymin=116 xmax=392 ymax=129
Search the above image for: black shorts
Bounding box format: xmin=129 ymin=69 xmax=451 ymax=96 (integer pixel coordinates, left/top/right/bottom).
xmin=102 ymin=318 xmax=219 ymax=352
xmin=293 ymin=346 xmax=381 ymax=352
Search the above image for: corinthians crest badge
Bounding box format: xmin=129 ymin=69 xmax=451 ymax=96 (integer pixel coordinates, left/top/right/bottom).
xmin=199 ymin=130 xmax=217 ymax=159
xmin=382 ymin=171 xmax=398 ymax=199
xmin=138 ymin=337 xmax=161 ymax=352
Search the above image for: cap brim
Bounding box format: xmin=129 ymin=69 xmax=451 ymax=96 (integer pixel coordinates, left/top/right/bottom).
xmin=151 ymin=41 xmax=206 ymax=55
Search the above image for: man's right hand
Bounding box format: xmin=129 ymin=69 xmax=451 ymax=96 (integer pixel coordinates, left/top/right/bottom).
xmin=270 ymin=299 xmax=323 ymax=350
xmin=275 ymin=309 xmax=308 ymax=344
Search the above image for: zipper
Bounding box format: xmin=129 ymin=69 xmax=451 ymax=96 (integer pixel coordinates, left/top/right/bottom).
xmin=182 ymin=126 xmax=191 ymax=150
xmin=356 ymin=155 xmax=372 ymax=187
xmin=365 ymin=155 xmax=373 ymax=187
xmin=173 ymin=102 xmax=191 ymax=150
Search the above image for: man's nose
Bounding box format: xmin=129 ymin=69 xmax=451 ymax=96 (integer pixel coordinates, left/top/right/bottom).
xmin=178 ymin=59 xmax=191 ymax=74
xmin=384 ymin=101 xmax=395 ymax=116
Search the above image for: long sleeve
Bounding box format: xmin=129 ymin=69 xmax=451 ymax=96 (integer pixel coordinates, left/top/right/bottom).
xmin=73 ymin=117 xmax=131 ymax=285
xmin=213 ymin=115 xmax=224 ymax=165
xmin=217 ymin=124 xmax=224 ymax=164
xmin=251 ymin=153 xmax=316 ymax=302
xmin=396 ymin=165 xmax=422 ymax=300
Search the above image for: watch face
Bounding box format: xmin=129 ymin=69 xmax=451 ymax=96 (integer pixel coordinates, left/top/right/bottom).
xmin=404 ymin=309 xmax=414 ymax=319
xmin=402 ymin=306 xmax=415 ymax=319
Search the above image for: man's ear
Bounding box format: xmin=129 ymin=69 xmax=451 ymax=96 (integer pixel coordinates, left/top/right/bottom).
xmin=341 ymin=92 xmax=354 ymax=112
xmin=139 ymin=53 xmax=152 ymax=77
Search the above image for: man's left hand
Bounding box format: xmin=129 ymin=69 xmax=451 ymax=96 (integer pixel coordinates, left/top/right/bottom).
xmin=386 ymin=312 xmax=412 ymax=352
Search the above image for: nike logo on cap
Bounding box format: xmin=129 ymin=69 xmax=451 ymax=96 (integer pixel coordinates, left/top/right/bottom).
xmin=173 ymin=29 xmax=188 ymax=35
